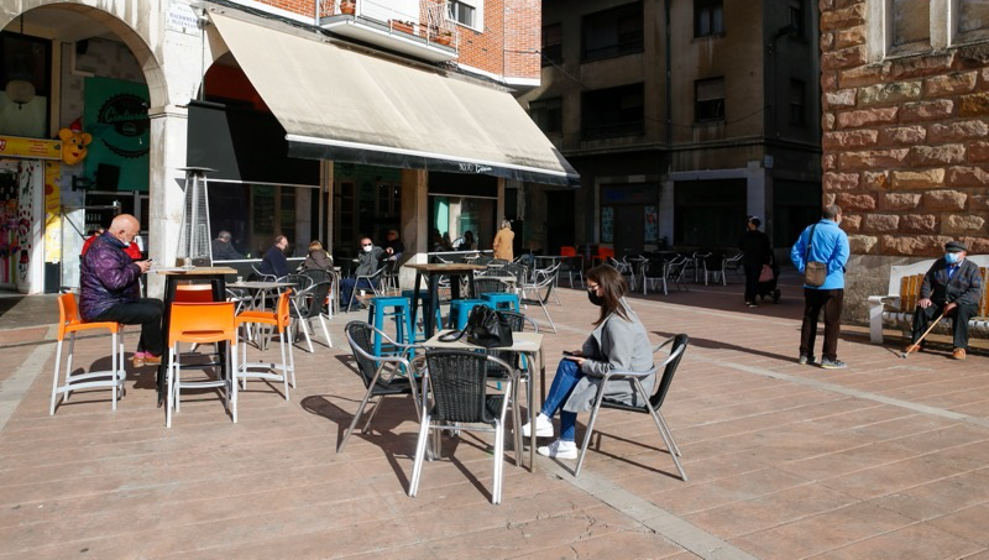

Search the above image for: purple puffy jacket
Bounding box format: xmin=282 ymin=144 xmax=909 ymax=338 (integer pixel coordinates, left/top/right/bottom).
xmin=80 ymin=233 xmax=141 ymax=321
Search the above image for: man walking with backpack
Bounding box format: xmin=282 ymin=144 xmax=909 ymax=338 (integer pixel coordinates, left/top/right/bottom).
xmin=790 ymin=204 xmax=850 ymax=369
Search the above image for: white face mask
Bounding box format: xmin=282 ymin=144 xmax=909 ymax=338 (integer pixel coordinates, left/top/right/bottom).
xmin=362 ymin=245 xmax=373 ymax=253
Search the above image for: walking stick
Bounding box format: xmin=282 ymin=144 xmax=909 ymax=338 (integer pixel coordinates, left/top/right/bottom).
xmin=900 ymin=309 xmax=947 ymax=359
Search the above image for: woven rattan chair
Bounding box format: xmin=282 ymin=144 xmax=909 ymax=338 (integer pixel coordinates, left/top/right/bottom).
xmin=409 ymin=350 xmax=514 ymax=504
xmin=574 ymin=334 xmax=689 ymax=480
xmin=339 ymin=321 xmax=420 ymax=452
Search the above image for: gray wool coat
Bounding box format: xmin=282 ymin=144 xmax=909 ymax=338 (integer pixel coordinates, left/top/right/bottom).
xmin=562 ymin=300 xmax=656 ymax=414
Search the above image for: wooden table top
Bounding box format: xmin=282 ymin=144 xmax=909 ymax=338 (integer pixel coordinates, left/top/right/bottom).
xmin=155 ymin=266 xmax=238 ymax=276
xmin=404 ymin=263 xmax=487 ymax=273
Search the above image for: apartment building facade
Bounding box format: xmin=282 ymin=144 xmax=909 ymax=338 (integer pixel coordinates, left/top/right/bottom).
xmin=819 ymin=0 xmax=989 ymax=320
xmin=0 ymin=0 xmax=566 ymax=293
xmin=519 ymin=0 xmax=821 ymax=258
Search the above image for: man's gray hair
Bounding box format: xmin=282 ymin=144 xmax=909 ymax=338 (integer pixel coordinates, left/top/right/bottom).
xmin=217 ymin=230 xmax=232 ymax=242
xmin=822 ymin=204 xmax=842 ymax=220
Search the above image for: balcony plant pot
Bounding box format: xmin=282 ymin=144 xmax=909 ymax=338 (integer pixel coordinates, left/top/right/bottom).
xmin=390 ymin=20 xmax=414 ymax=34
xmin=340 ymin=1 xmax=355 ymax=15
xmin=434 ymin=32 xmax=453 ymax=46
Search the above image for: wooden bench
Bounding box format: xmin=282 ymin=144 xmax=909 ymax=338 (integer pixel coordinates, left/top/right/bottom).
xmin=868 ymin=255 xmax=989 ymax=344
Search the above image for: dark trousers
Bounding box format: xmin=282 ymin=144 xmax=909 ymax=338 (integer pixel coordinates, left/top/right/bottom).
xmin=94 ymin=298 xmax=164 ymax=356
xmin=743 ymin=263 xmax=762 ymax=303
xmin=799 ymin=288 xmax=843 ymax=361
xmin=911 ymin=302 xmax=977 ymax=349
xmin=340 ymin=277 xmax=378 ymax=306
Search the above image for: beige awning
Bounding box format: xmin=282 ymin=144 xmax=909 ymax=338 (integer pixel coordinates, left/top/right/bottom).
xmin=209 ymin=12 xmax=578 ymax=186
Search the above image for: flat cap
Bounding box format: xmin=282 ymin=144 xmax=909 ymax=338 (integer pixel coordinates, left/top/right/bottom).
xmin=945 ymin=240 xmax=968 ymax=253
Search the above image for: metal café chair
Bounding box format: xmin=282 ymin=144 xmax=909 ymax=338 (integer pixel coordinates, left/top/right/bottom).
xmin=346 ymin=265 xmax=387 ymax=312
xmin=339 ymin=321 xmax=421 ymax=452
xmin=519 ymin=263 xmax=560 ymax=333
xmin=409 ymin=350 xmax=515 ymax=505
xmin=575 ymin=334 xmax=689 ymax=480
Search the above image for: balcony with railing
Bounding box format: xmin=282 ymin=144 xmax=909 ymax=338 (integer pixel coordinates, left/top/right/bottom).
xmin=319 ymin=0 xmax=459 ymax=62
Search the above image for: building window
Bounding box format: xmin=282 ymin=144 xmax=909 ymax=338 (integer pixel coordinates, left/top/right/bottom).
xmin=890 ymin=0 xmax=930 ymax=52
xmin=0 ymin=31 xmax=52 ymax=138
xmin=542 ymin=23 xmax=562 ymax=66
xmin=447 ymin=0 xmax=480 ymax=30
xmin=695 ymin=0 xmax=724 ymax=37
xmin=581 ymin=83 xmax=644 ymax=139
xmin=695 ymin=77 xmax=725 ymax=122
xmin=957 ymin=0 xmax=989 ymax=42
xmin=788 ymin=0 xmax=805 ymax=38
xmin=581 ymin=2 xmax=644 ymax=62
xmin=789 ymin=79 xmax=806 ymax=126
xmin=529 ymin=97 xmax=562 ymax=134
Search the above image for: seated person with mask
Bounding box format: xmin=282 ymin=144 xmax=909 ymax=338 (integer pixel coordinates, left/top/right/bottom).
xmin=340 ymin=237 xmax=385 ymax=307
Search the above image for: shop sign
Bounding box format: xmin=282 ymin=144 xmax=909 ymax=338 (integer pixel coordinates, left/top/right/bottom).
xmin=0 ymin=135 xmax=61 ymax=160
xmin=167 ymin=0 xmax=202 ymax=36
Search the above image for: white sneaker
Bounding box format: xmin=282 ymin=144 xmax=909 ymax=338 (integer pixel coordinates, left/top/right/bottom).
xmin=537 ymin=439 xmax=578 ymax=460
xmin=521 ymin=413 xmax=554 ymax=438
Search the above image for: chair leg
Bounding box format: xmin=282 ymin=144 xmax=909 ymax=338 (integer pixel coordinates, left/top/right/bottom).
xmin=49 ymin=339 xmax=63 ymax=416
xmin=298 ymin=317 xmax=314 ymax=353
xmin=338 ymin=388 xmax=375 ymax=452
xmin=287 ymin=324 xmax=297 ymax=388
xmin=574 ymin=388 xmax=607 ymax=478
xmin=64 ymin=333 xmax=76 ymax=402
xmin=111 ymin=332 xmax=118 ymax=411
xmin=166 ymin=346 xmax=176 ymax=428
xmin=539 ymin=301 xmax=557 ymax=334
xmin=229 ymin=342 xmax=238 ymax=423
xmin=409 ymin=414 xmax=432 ymax=497
xmin=360 ymin=397 xmax=383 ymax=434
xmin=493 ymin=419 xmax=504 ymax=505
xmin=657 ymin=410 xmax=683 ymax=457
xmin=318 ymin=314 xmax=332 ymax=348
xmin=278 ymin=328 xmax=289 ymax=401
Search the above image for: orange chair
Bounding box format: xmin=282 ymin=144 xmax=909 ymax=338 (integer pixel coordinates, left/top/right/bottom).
xmin=50 ymin=293 xmax=126 ymax=415
xmin=166 ymin=302 xmax=237 ymax=427
xmin=234 ymin=290 xmax=294 ymax=412
xmin=174 ymin=283 xmax=216 ymax=303
xmin=597 ymin=247 xmax=615 ymax=260
xmin=560 ymin=246 xmax=577 ymax=257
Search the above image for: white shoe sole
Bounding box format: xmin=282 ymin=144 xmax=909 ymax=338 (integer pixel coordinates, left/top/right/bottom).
xmin=537 ymin=445 xmax=577 ymax=459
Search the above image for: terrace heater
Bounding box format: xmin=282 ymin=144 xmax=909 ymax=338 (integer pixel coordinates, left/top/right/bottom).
xmin=175 ymin=167 xmax=216 ymax=267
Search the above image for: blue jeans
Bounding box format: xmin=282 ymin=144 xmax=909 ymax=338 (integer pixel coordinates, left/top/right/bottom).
xmin=540 ymin=359 xmax=583 ymax=442
xmin=340 ymin=278 xmax=377 ymax=307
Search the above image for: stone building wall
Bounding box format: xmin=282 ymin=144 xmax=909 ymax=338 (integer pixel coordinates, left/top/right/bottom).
xmin=819 ymin=0 xmax=989 ymax=321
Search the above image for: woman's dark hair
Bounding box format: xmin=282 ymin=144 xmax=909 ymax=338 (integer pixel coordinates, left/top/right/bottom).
xmin=587 ymin=265 xmax=629 ymax=326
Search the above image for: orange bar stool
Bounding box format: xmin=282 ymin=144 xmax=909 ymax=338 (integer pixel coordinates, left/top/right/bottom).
xmin=234 ymin=289 xmax=294 ymax=412
xmin=166 ymin=302 xmax=237 ymax=428
xmin=50 ymin=293 xmax=126 ymax=415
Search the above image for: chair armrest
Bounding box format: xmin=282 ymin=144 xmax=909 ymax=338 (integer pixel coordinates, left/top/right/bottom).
xmin=582 ymin=367 xmax=657 ymax=381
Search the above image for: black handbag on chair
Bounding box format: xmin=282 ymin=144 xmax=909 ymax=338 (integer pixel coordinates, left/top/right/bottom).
xmin=438 ymin=306 xmax=514 ymax=348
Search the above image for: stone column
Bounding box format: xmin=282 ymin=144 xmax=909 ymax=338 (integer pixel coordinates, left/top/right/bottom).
xmin=399 ymin=168 xmax=428 ymax=288
xmin=146 ymin=105 xmax=189 ymax=297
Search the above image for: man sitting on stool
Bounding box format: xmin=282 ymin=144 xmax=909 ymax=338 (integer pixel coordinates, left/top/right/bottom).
xmin=905 ymin=241 xmax=982 ymax=360
xmin=340 ymin=236 xmax=386 ymax=308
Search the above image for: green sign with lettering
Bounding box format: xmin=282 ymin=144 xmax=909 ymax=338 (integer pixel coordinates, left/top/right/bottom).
xmin=83 ymin=77 xmax=149 ymax=191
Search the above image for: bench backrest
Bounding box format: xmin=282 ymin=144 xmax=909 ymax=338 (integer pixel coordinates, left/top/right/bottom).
xmin=898 ymin=266 xmax=989 ymax=317
xmin=886 ymin=254 xmax=989 ymax=297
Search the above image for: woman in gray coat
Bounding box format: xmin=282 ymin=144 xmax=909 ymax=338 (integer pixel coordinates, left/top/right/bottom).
xmin=523 ymin=265 xmax=655 ymax=459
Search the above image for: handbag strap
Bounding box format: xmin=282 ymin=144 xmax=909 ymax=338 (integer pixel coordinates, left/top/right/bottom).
xmin=804 ymin=223 xmax=819 ymax=264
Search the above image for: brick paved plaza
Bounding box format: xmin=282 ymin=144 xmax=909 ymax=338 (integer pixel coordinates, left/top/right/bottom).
xmin=1 ymin=276 xmax=987 ymax=559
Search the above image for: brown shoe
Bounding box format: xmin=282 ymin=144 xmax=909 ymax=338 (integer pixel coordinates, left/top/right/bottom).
xmin=903 ymin=344 xmax=921 ymax=354
xmin=130 ymin=354 xmax=145 ymax=367
xmin=952 ymin=348 xmax=966 ymax=360
xmin=143 ymin=355 xmax=163 ymax=366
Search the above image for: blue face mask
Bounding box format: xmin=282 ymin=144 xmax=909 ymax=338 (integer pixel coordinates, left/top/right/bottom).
xmin=945 ymin=252 xmax=960 ymax=264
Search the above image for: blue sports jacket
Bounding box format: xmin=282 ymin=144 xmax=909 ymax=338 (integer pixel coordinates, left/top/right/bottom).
xmin=790 ymin=219 xmax=850 ymax=290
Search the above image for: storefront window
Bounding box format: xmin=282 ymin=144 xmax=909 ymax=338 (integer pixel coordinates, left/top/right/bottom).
xmin=0 ymin=32 xmax=51 ymax=138
xmin=208 ymin=182 xmax=322 ymax=259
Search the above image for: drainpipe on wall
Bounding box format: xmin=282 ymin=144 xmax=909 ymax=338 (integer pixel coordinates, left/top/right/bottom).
xmin=664 ymin=0 xmax=672 ymax=147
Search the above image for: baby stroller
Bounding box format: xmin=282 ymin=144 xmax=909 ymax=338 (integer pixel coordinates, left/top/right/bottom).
xmin=755 ymin=260 xmax=781 ymax=303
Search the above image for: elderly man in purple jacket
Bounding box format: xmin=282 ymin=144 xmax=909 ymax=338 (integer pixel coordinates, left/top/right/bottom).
xmin=80 ymin=214 xmax=162 ymax=367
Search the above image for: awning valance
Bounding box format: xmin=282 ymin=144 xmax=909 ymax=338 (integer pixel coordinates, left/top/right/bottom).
xmin=209 ymin=13 xmax=579 ymax=186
